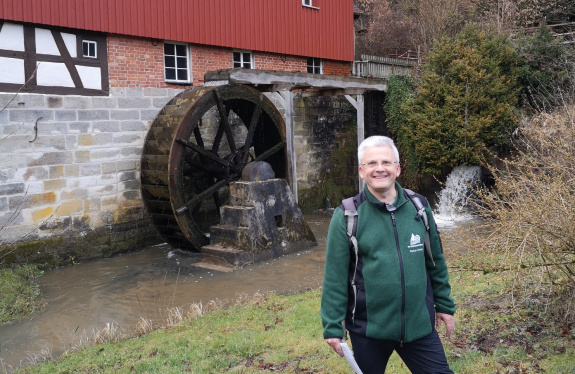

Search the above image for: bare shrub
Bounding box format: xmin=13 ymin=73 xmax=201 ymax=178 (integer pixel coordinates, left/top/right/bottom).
xmin=165 ymin=306 xmax=185 ymax=327
xmin=355 ymin=0 xmax=476 ymax=58
xmin=92 ymin=321 xmax=124 ymax=344
xmin=133 ymin=317 xmax=154 ymax=336
xmin=472 ymin=104 xmax=575 ymax=322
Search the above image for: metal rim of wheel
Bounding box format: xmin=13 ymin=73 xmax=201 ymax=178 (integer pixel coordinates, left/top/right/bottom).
xmin=141 ymin=84 xmax=287 ymax=250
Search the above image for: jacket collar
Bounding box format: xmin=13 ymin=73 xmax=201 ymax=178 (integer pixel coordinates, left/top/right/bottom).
xmin=364 ymin=181 xmax=408 ymax=209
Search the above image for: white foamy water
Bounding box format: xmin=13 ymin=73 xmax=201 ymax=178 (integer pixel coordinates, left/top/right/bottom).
xmin=433 ymin=165 xmax=482 ymax=225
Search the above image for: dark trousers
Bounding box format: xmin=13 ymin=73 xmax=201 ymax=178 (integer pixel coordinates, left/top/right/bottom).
xmin=349 ymin=329 xmax=453 ymax=374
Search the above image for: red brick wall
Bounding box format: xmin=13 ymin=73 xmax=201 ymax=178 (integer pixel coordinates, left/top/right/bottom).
xmin=323 ymin=60 xmax=351 ymax=76
xmin=108 ymin=35 xmax=351 ymax=89
xmin=255 ymin=53 xmax=307 ymax=73
xmin=191 ymin=45 xmax=234 ymax=86
xmin=108 ymin=35 xmax=192 ymax=89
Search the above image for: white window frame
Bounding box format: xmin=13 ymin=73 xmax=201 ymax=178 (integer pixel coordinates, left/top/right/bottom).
xmin=233 ymin=50 xmax=254 ymax=69
xmin=302 ymin=0 xmax=319 ymax=9
xmin=82 ymin=40 xmax=97 ymax=58
xmin=307 ymin=57 xmax=323 ymax=74
xmin=164 ymin=41 xmax=191 ymax=84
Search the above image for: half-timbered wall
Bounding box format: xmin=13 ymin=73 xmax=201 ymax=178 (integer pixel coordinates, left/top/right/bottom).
xmin=0 ymin=21 xmax=109 ymax=95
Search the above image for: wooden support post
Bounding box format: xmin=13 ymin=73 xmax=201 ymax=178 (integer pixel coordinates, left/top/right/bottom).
xmin=345 ymin=94 xmax=365 ymax=193
xmin=272 ymin=90 xmax=298 ymax=202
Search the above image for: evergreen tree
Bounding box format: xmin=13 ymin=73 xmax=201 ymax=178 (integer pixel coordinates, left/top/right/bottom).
xmin=405 ymin=25 xmax=521 ymax=174
xmin=384 ymin=75 xmax=420 ymax=188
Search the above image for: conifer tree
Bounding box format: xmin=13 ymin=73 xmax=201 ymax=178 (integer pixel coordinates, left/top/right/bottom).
xmin=405 ymin=25 xmax=522 ymax=174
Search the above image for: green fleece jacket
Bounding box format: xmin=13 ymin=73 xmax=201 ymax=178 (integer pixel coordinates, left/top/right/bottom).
xmin=321 ymin=183 xmax=456 ymax=343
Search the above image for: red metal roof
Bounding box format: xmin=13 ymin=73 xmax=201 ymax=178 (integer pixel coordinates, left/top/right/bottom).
xmin=1 ymin=0 xmax=354 ymax=61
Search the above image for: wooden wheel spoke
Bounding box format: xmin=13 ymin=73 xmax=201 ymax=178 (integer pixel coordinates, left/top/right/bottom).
xmin=212 ymin=189 xmax=223 ymax=219
xmin=211 ymin=106 xmax=229 ymax=155
xmin=193 ymin=125 xmax=205 ymax=148
xmin=192 ymin=125 xmax=210 ymax=164
xmin=254 ymin=141 xmax=286 ymax=162
xmin=194 ymin=126 xmax=206 ymax=152
xmin=175 ymin=178 xmax=234 ymax=215
xmin=213 ymin=90 xmax=237 ymax=154
xmin=184 ymin=162 xmax=224 ymax=176
xmin=176 ymin=137 xmax=227 ymax=167
xmin=242 ymin=95 xmax=263 ymax=164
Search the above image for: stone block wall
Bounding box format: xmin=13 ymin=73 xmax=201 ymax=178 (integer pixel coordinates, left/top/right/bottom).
xmin=292 ymin=94 xmax=356 ymax=191
xmin=0 ymin=87 xmax=182 ymax=264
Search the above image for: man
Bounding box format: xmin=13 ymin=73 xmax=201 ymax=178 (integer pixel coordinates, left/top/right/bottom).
xmin=321 ymin=136 xmax=456 ymax=373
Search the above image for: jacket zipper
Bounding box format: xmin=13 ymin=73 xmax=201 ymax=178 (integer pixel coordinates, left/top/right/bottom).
xmin=390 ymin=212 xmax=406 ymax=347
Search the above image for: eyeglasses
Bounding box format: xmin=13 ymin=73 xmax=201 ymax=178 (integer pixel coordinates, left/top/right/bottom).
xmin=360 ymin=160 xmax=398 ymax=169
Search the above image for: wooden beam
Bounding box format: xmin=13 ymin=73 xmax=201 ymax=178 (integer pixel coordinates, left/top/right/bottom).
xmin=205 ymin=68 xmax=386 ymax=92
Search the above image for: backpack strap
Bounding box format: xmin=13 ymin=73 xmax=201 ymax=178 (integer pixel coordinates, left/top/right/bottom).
xmin=404 ymin=189 xmax=435 ymax=267
xmin=342 ymin=197 xmax=359 ymax=325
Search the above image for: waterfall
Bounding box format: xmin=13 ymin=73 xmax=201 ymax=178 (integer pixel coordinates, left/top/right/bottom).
xmin=434 ymin=165 xmax=482 ymax=223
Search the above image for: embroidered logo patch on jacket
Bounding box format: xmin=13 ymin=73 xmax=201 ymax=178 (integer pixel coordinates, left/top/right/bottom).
xmin=409 ymin=233 xmax=424 ymax=251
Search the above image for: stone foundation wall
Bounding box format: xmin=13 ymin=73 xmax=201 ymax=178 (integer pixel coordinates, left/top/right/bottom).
xmin=0 ymin=87 xmax=183 ymax=264
xmin=292 ymin=94 xmax=356 ymax=191
xmin=0 ymin=88 xmax=359 ymax=265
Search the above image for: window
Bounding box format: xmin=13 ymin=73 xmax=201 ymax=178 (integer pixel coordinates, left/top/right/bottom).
xmin=307 ymin=57 xmax=322 ymax=74
xmin=233 ymin=51 xmax=253 ymax=69
xmin=302 ymin=0 xmax=319 ymax=9
xmin=82 ymin=40 xmax=97 ymax=58
xmin=164 ymin=42 xmax=190 ymax=83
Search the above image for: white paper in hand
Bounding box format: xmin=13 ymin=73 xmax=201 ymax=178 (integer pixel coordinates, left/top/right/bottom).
xmin=340 ymin=341 xmax=363 ymax=374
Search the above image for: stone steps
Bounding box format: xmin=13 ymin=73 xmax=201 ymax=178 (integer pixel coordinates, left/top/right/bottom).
xmin=192 ymin=260 xmax=235 ymax=273
xmin=219 ymin=206 xmax=253 ymax=227
xmin=193 ymin=244 xmax=247 ymax=272
xmin=196 ymin=179 xmax=316 ymax=271
xmin=208 ymin=224 xmax=250 ymax=247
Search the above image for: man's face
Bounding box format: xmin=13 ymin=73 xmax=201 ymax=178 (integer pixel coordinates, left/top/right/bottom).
xmin=358 ymin=145 xmax=401 ymax=198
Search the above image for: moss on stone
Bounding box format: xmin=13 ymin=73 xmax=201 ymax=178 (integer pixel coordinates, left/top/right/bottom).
xmin=0 ymin=220 xmax=162 ymax=269
xmin=298 ymin=125 xmax=358 ymax=213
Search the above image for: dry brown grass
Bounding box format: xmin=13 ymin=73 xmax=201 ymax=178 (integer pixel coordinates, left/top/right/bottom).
xmin=468 ymin=105 xmax=575 ymax=324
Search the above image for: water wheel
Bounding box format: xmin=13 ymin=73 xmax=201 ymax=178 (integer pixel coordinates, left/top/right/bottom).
xmin=141 ymin=84 xmax=287 ymax=250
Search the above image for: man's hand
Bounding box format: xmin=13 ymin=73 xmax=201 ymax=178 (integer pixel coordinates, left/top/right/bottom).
xmin=435 ymin=313 xmax=455 ymax=339
xmin=325 ymin=338 xmax=344 ymax=357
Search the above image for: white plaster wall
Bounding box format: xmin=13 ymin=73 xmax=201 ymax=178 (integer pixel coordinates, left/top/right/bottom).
xmin=77 ymin=66 xmax=102 ymax=90
xmin=37 ymin=62 xmax=75 ymax=87
xmin=0 ymin=57 xmax=25 ymax=84
xmin=35 ymin=28 xmax=60 ymax=55
xmin=61 ymin=32 xmax=77 ymax=58
xmin=0 ymin=23 xmax=24 ymax=51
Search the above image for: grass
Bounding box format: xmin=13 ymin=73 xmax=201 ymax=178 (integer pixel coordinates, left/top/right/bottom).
xmin=0 ymin=264 xmax=44 ymax=326
xmin=8 ymin=263 xmax=575 ymax=374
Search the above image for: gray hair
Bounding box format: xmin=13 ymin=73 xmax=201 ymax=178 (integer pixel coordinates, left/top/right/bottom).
xmin=357 ymin=136 xmax=400 ymax=164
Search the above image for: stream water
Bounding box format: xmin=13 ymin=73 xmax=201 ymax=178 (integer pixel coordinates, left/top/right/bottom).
xmin=0 ymin=214 xmax=332 ymax=371
xmin=0 ymin=167 xmax=481 ymax=372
